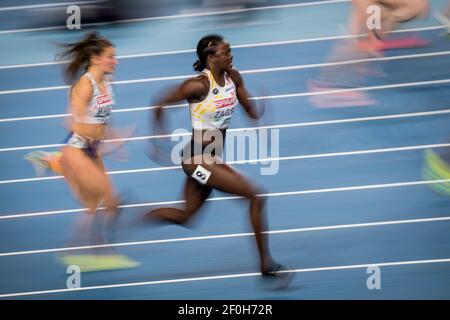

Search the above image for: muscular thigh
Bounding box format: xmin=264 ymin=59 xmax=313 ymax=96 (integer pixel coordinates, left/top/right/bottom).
xmin=61 ymin=146 xmax=109 ymax=196
xmin=378 ymin=0 xmax=428 ymax=21
xmin=183 ymin=159 xmax=258 ymax=198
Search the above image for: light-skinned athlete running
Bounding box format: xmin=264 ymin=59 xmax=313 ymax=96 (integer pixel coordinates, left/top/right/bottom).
xmin=26 ymin=32 xmax=138 ymax=272
xmin=309 ymin=0 xmax=430 ymax=108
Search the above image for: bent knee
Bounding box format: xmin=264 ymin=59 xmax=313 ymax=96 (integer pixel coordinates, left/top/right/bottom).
xmin=391 ymin=0 xmax=428 ymax=22
xmin=249 ymin=194 xmax=266 ymax=209
xmin=103 ymin=195 xmax=120 ymax=213
xmin=170 ymin=212 xmax=193 ymax=225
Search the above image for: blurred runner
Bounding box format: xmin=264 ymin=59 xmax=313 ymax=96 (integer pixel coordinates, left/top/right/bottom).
xmin=309 ymin=0 xmax=429 ymax=108
xmin=25 ymin=32 xmax=139 ymax=272
xmin=435 ymin=0 xmax=450 ymax=35
xmin=146 ymin=34 xmax=292 ymax=288
xmin=422 ymin=148 xmax=450 ymax=196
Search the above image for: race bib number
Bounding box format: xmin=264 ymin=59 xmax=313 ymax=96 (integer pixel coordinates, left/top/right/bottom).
xmin=95 ymin=93 xmax=113 ymax=121
xmin=191 ymin=165 xmax=212 ymax=185
xmin=212 ymin=106 xmax=235 ymax=129
xmin=96 ymin=93 xmax=113 ymax=106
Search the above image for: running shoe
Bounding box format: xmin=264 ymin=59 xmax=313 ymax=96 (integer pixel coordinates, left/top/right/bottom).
xmin=262 ymin=263 xmax=294 ymax=290
xmin=422 ymin=149 xmax=450 ymax=196
xmin=24 ymin=151 xmax=51 ymax=177
xmin=59 ymin=254 xmax=140 ymax=272
xmin=308 ymin=80 xmax=376 ymax=108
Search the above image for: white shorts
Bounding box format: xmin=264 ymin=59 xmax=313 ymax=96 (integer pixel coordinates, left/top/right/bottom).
xmin=66 ymin=133 xmax=91 ymax=149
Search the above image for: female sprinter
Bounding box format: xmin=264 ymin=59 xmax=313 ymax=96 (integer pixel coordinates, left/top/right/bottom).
xmin=25 ymin=32 xmax=138 ymax=272
xmin=352 ymin=0 xmax=429 ymax=52
xmin=147 ymin=34 xmax=291 ymax=286
xmin=308 ymin=0 xmax=429 ymax=108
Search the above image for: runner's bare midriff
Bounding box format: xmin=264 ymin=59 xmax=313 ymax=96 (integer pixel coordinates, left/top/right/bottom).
xmin=72 ymin=123 xmax=107 ymax=141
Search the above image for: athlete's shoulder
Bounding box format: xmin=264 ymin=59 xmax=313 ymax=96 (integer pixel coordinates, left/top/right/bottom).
xmin=227 ymin=68 xmax=243 ymax=86
xmin=180 ymin=73 xmax=210 ymax=102
xmin=227 ymin=68 xmax=240 ymax=77
xmin=70 ymin=75 xmax=93 ymax=101
xmin=184 ymin=73 xmax=209 ymax=90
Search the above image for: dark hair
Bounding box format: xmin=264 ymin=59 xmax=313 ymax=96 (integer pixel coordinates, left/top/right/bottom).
xmin=58 ymin=32 xmax=113 ymax=83
xmin=193 ymin=34 xmax=226 ymax=72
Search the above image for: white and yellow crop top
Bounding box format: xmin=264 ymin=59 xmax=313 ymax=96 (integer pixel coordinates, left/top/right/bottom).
xmin=72 ymin=72 xmax=114 ymax=124
xmin=189 ymin=69 xmax=238 ymax=130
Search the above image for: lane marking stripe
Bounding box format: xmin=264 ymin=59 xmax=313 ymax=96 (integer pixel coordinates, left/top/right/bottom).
xmin=1 ymin=216 xmax=450 ymax=257
xmin=0 ymin=0 xmax=350 ymax=34
xmin=1 ymin=143 xmax=449 ymax=185
xmin=0 ymin=24 xmax=444 ymax=69
xmin=0 ymin=257 xmax=449 ymax=298
xmin=1 ymin=178 xmax=449 ymax=220
xmin=1 ymin=108 xmax=449 ymax=152
xmin=2 ymin=50 xmax=450 ymax=95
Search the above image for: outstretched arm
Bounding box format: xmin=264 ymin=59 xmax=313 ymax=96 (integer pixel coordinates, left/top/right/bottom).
xmin=98 ymin=124 xmax=137 ymax=160
xmin=229 ymin=69 xmax=263 ymax=120
xmin=152 ymin=77 xmax=209 ymax=135
xmin=147 ymin=76 xmax=209 ymax=164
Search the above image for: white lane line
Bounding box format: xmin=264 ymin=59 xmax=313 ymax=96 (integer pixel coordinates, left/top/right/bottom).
xmin=0 ymin=24 xmax=444 ymax=70
xmin=2 ymin=49 xmax=450 ymax=97
xmin=0 ymin=0 xmax=350 ymax=35
xmin=1 ymin=216 xmax=450 ymax=258
xmin=0 ymin=85 xmax=67 ymax=95
xmin=256 ymin=78 xmax=450 ymax=100
xmin=0 ymin=112 xmax=72 ymax=123
xmin=241 ymin=50 xmax=450 ymax=74
xmin=101 ymin=0 xmax=351 ymax=22
xmin=0 ymin=257 xmax=449 ymax=298
xmin=1 ymin=108 xmax=449 ymax=153
xmin=2 ymin=74 xmax=450 ymax=97
xmin=0 ymin=104 xmax=186 ymax=123
xmin=0 ymin=165 xmax=179 ymax=184
xmin=389 ymin=25 xmax=447 ymax=34
xmin=0 ymin=1 xmax=106 ymax=11
xmin=2 ymin=143 xmax=449 ymax=185
xmin=1 ymin=179 xmax=449 ymax=220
